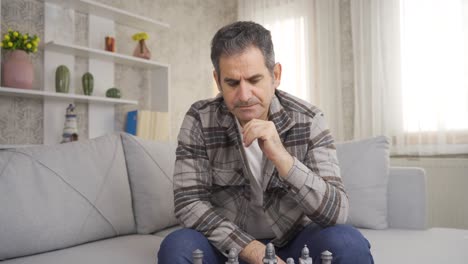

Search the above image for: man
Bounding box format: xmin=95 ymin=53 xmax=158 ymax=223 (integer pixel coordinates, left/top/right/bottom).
xmin=158 ymin=21 xmax=373 ymax=264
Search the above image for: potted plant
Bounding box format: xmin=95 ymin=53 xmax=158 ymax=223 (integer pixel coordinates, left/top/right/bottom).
xmin=1 ymin=29 xmax=40 ymax=89
xmin=132 ymin=32 xmax=151 ymax=60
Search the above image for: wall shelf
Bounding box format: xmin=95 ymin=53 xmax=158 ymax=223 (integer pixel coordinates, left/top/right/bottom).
xmin=0 ymin=86 xmax=138 ymax=105
xmin=40 ymin=0 xmax=169 ymax=31
xmin=45 ymin=41 xmax=169 ymax=70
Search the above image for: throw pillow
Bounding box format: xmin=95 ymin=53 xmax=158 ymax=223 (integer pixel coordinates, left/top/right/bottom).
xmin=121 ymin=133 xmax=178 ymax=234
xmin=336 ymin=136 xmax=390 ymax=229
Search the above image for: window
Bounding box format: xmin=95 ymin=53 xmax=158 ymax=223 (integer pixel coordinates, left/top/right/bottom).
xmin=400 ymin=0 xmax=468 ymax=133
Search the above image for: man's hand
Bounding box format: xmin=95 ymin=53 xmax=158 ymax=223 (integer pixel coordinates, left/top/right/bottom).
xmin=239 ymin=240 xmax=286 ymax=264
xmin=242 ymin=119 xmax=294 ymax=178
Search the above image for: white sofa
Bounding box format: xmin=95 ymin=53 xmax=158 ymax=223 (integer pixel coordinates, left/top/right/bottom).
xmin=0 ymin=133 xmax=467 ymax=263
xmin=361 ymin=167 xmax=468 ymax=263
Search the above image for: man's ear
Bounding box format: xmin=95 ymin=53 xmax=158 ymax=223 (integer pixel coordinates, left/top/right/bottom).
xmin=213 ymin=70 xmax=222 ymax=92
xmin=273 ymin=63 xmax=282 ymax=89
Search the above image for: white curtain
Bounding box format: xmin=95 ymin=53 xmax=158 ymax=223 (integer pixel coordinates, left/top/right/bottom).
xmin=238 ymin=0 xmax=346 ymax=141
xmin=351 ymin=0 xmax=468 ymax=155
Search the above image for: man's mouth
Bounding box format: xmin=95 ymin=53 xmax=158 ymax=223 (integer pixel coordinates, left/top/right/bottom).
xmin=237 ymin=104 xmax=257 ymax=109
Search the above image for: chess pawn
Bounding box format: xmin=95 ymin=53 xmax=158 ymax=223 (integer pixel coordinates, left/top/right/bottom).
xmin=226 ymin=248 xmax=239 ymax=264
xmin=263 ymin=243 xmax=278 ymax=264
xmin=286 ymin=258 xmax=295 ymax=264
xmin=320 ymin=250 xmax=332 ymax=264
xmin=298 ymin=245 xmax=313 ymax=264
xmin=192 ymin=249 xmax=204 ymax=264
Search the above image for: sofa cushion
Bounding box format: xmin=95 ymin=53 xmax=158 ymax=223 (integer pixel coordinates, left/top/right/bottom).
xmin=359 ymin=228 xmax=468 ymax=264
xmin=0 ymin=235 xmax=164 ymax=264
xmin=121 ymin=133 xmax=178 ymax=234
xmin=0 ymin=134 xmax=136 ymax=260
xmin=336 ymin=136 xmax=390 ymax=229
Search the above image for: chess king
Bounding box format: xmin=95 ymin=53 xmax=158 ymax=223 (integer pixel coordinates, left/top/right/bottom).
xmin=158 ymin=21 xmax=374 ymax=264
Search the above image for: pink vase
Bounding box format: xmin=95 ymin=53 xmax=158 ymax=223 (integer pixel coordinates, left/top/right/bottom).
xmin=2 ymin=50 xmax=34 ymax=89
xmin=133 ymin=39 xmax=151 ymax=60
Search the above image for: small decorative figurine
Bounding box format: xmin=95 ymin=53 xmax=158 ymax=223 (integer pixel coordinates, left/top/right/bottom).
xmin=61 ymin=104 xmax=78 ymax=143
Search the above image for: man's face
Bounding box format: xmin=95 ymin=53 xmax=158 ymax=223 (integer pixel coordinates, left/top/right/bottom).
xmin=214 ymin=46 xmax=281 ymax=127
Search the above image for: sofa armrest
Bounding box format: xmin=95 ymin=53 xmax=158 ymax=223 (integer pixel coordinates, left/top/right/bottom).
xmin=388 ymin=167 xmax=427 ymax=229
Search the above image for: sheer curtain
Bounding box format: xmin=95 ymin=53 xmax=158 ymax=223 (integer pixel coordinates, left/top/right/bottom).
xmin=351 ymin=0 xmax=468 ymax=155
xmin=238 ymin=0 xmax=346 ymax=140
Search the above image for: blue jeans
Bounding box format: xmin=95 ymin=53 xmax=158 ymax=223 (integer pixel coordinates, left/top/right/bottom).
xmin=157 ymin=224 xmax=374 ymax=264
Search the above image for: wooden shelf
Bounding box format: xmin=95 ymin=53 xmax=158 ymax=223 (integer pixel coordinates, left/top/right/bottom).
xmin=0 ymin=86 xmax=138 ymax=105
xmin=45 ymin=41 xmax=169 ymax=70
xmin=40 ymin=0 xmax=169 ymax=30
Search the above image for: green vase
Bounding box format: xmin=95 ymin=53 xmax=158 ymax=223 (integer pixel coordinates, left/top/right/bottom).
xmin=82 ymin=72 xmax=94 ymax=95
xmin=106 ymin=87 xmax=121 ymax=98
xmin=55 ymin=65 xmax=70 ymax=93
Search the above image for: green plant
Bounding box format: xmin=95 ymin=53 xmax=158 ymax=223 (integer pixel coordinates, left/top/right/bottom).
xmin=1 ymin=29 xmax=40 ymax=53
xmin=132 ymin=32 xmax=148 ymax=41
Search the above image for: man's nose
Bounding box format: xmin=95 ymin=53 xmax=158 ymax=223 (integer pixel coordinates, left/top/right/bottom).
xmin=238 ymin=80 xmax=252 ymax=101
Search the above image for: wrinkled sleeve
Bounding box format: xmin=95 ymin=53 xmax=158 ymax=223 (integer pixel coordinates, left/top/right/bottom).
xmin=283 ymin=112 xmax=349 ymax=226
xmin=173 ymin=107 xmax=254 ymax=255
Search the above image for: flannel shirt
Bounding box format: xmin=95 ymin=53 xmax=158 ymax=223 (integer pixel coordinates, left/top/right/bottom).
xmin=173 ymin=90 xmax=349 ymax=255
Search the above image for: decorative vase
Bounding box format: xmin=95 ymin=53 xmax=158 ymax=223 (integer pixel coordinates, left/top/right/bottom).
xmin=1 ymin=50 xmax=34 ymax=89
xmin=106 ymin=87 xmax=121 ymax=98
xmin=55 ymin=65 xmax=70 ymax=93
xmin=82 ymin=72 xmax=94 ymax=95
xmin=133 ymin=39 xmax=151 ymax=60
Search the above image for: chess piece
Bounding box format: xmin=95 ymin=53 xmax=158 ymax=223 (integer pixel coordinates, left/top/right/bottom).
xmin=320 ymin=250 xmax=332 ymax=264
xmin=263 ymin=243 xmax=277 ymax=264
xmin=226 ymin=248 xmax=239 ymax=264
xmin=298 ymin=245 xmax=313 ymax=264
xmin=286 ymin=257 xmax=295 ymax=264
xmin=192 ymin=249 xmax=203 ymax=264
xmin=61 ymin=104 xmax=79 ymax=143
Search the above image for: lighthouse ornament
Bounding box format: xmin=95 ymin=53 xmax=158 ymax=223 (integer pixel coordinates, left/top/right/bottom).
xmin=61 ymin=104 xmax=79 ymax=143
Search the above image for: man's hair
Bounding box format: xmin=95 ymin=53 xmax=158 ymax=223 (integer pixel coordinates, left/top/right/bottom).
xmin=210 ymin=21 xmax=275 ymax=79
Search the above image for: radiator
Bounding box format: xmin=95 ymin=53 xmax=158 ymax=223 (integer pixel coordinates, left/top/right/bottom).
xmin=391 ymin=157 xmax=468 ymax=229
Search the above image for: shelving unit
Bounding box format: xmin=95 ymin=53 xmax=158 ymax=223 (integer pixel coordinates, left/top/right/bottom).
xmin=34 ymin=0 xmax=170 ymax=144
xmin=0 ymin=86 xmax=138 ymax=105
xmin=40 ymin=0 xmax=170 ymax=30
xmin=45 ymin=41 xmax=169 ymax=69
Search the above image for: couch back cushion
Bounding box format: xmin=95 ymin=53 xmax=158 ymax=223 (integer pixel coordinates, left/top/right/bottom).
xmin=0 ymin=134 xmax=136 ymax=260
xmin=336 ymin=136 xmax=390 ymax=229
xmin=121 ymin=133 xmax=178 ymax=234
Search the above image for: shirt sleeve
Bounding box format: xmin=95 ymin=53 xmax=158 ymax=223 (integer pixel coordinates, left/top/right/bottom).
xmin=173 ymin=107 xmax=255 ymax=255
xmin=283 ymin=112 xmax=349 ymax=226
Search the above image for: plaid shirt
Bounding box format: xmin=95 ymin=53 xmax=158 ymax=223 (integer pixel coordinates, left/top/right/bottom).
xmin=174 ymin=90 xmax=349 ymax=255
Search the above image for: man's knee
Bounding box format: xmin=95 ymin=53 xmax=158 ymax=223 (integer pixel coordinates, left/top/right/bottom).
xmin=310 ymin=225 xmax=373 ymax=264
xmin=158 ymin=228 xmax=208 ymax=264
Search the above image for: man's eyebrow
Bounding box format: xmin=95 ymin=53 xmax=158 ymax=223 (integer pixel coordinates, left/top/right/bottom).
xmin=224 ymin=77 xmax=239 ymax=83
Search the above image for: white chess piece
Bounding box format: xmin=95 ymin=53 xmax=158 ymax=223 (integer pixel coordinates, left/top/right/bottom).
xmin=286 ymin=257 xmax=295 ymax=264
xmin=226 ymin=248 xmax=239 ymax=264
xmin=192 ymin=249 xmax=203 ymax=264
xmin=263 ymin=243 xmax=278 ymax=264
xmin=299 ymin=245 xmax=313 ymax=264
xmin=320 ymin=250 xmax=332 ymax=264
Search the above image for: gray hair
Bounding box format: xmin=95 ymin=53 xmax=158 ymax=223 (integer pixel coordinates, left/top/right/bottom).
xmin=210 ymin=21 xmax=275 ymax=80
